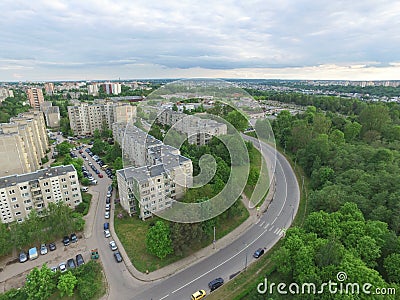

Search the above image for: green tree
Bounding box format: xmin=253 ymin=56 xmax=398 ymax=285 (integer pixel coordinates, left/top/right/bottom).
xmin=57 ymin=271 xmax=78 ymax=297
xmin=359 ymin=104 xmax=390 ymax=134
xmin=56 ymin=141 xmax=71 ymax=156
xmin=146 ymin=221 xmax=173 ymax=259
xmin=225 ymin=110 xmax=248 ymax=132
xmin=344 ymin=121 xmax=362 ymax=141
xmin=384 ymin=253 xmax=400 ymax=283
xmin=25 ymin=264 xmax=56 ymax=300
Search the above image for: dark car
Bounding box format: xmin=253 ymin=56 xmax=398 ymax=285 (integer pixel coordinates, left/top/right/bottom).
xmin=106 ymin=196 xmax=111 ymax=204
xmin=67 ymin=258 xmax=76 ymax=269
xmin=104 ymin=222 xmax=109 ymax=230
xmin=114 ymin=251 xmax=122 ymax=263
xmin=19 ymin=251 xmax=28 ymax=263
xmin=108 ymin=185 xmax=113 ymax=192
xmin=63 ymin=236 xmax=70 ymax=246
xmin=208 ymin=277 xmax=224 ymax=291
xmin=70 ymin=233 xmax=77 ymax=243
xmin=253 ymin=248 xmax=265 ymax=258
xmin=49 ymin=242 xmax=56 ymax=251
xmin=76 ymin=254 xmax=85 ymax=266
xmin=95 ymin=169 xmax=100 ymax=174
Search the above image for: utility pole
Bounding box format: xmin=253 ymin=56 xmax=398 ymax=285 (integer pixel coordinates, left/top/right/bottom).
xmin=213 ymin=226 xmax=216 ymax=249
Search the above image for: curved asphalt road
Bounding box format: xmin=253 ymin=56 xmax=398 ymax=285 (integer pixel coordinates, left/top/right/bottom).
xmin=129 ymin=137 xmax=300 ymax=300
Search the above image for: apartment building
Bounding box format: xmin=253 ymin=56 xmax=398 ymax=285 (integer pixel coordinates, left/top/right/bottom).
xmin=0 ymin=112 xmax=49 ymax=177
xmin=157 ymin=109 xmax=227 ymax=145
xmin=102 ymin=82 xmax=122 ymax=95
xmin=40 ymin=101 xmax=60 ymax=128
xmin=115 ymin=123 xmax=193 ymax=219
xmin=44 ymin=82 xmax=55 ymax=95
xmin=67 ymin=102 xmax=136 ymax=136
xmin=0 ymin=165 xmax=82 ymax=224
xmin=27 ymin=88 xmax=44 ymax=110
xmin=0 ymin=88 xmax=14 ymax=102
xmin=87 ymin=83 xmax=99 ymax=96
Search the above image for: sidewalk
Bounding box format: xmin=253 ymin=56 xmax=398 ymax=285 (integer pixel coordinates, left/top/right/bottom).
xmin=109 ymin=180 xmax=276 ymax=282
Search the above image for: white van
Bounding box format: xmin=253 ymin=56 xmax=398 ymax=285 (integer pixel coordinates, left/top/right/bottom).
xmin=81 ymin=187 xmax=89 ymax=192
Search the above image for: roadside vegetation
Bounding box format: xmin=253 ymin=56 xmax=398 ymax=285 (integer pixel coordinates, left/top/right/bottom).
xmin=0 ymin=261 xmax=105 ymax=300
xmin=0 ymin=203 xmax=85 ymax=257
xmin=211 ymin=94 xmax=400 ymax=299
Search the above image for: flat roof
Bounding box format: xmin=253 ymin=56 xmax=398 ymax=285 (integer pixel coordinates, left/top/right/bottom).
xmin=0 ymin=165 xmax=76 ymax=189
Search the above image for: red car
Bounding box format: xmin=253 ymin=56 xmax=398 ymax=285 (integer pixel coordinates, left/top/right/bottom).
xmin=79 ymin=150 xmax=83 ymax=154
xmin=98 ymin=174 xmax=103 ymax=178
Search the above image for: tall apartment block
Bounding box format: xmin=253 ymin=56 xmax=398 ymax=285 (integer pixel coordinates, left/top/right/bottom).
xmin=0 ymin=111 xmax=49 ymax=177
xmin=0 ymin=88 xmax=14 ymax=102
xmin=102 ymin=82 xmax=122 ymax=95
xmin=27 ymin=88 xmax=44 ymax=110
xmin=0 ymin=165 xmax=82 ymax=224
xmin=87 ymin=83 xmax=99 ymax=96
xmin=114 ymin=123 xmax=193 ymax=220
xmin=40 ymin=101 xmax=60 ymax=128
xmin=44 ymin=82 xmax=55 ymax=95
xmin=157 ymin=109 xmax=227 ymax=145
xmin=67 ymin=101 xmax=136 ymax=136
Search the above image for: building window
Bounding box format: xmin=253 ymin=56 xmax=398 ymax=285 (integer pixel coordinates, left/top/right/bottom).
xmin=45 ymin=189 xmax=50 ymax=193
xmin=9 ymin=190 xmax=15 ymax=195
xmin=62 ymin=185 xmax=67 ymax=189
xmin=43 ymin=182 xmax=49 ymax=186
xmin=64 ymin=191 xmax=69 ymax=195
xmin=15 ymin=211 xmax=21 ymax=216
xmin=61 ymin=178 xmax=66 ymax=182
xmin=13 ymin=204 xmax=19 ymax=209
xmin=11 ymin=197 xmax=17 ymax=202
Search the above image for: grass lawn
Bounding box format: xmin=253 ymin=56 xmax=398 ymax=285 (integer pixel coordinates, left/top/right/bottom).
xmin=114 ymin=202 xmax=249 ymax=273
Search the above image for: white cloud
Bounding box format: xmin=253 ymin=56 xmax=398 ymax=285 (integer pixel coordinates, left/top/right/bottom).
xmin=0 ymin=0 xmax=399 ymax=80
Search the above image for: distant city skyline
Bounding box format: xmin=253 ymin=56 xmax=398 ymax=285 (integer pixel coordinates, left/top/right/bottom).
xmin=1 ymin=0 xmax=399 ymax=81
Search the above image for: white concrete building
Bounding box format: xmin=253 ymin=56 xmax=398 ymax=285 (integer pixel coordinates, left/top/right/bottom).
xmin=0 ymin=165 xmax=82 ymax=224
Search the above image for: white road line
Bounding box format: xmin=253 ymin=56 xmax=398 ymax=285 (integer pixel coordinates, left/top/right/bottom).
xmin=255 ymin=218 xmax=260 ymax=225
xmin=259 ymin=221 xmax=265 ymax=227
xmin=159 ymin=294 xmax=169 ymax=300
xmin=276 ymin=229 xmax=282 ymax=236
xmin=269 ymin=225 xmax=274 ymax=232
xmin=274 ymin=228 xmax=279 ymax=234
xmin=264 ymin=223 xmax=270 ymax=229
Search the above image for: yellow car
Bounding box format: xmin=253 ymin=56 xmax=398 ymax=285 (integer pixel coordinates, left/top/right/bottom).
xmin=191 ymin=290 xmax=206 ymax=300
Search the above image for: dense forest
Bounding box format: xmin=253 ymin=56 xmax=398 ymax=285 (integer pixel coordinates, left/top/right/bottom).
xmin=242 ymin=97 xmax=400 ymax=299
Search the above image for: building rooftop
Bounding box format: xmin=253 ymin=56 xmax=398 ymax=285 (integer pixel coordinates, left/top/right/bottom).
xmin=0 ymin=165 xmax=76 ymax=189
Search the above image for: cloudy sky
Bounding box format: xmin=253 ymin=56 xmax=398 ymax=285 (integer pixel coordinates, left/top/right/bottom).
xmin=1 ymin=0 xmax=400 ymax=81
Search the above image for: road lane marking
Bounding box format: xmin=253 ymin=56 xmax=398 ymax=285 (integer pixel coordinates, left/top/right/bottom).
xmin=255 ymin=218 xmax=260 ymax=225
xmin=264 ymin=223 xmax=270 ymax=229
xmin=159 ymin=294 xmax=169 ymax=300
xmin=269 ymin=226 xmax=274 ymax=231
xmin=274 ymin=228 xmax=279 ymax=234
xmin=259 ymin=221 xmax=265 ymax=227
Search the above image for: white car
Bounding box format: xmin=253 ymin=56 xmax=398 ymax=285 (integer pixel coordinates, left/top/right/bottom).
xmin=105 ymin=204 xmax=110 ymax=211
xmin=40 ymin=244 xmax=48 ymax=255
xmin=109 ymin=241 xmax=118 ymax=251
xmin=104 ymin=229 xmax=111 ymax=238
xmin=51 ymin=266 xmax=58 ymax=273
xmin=105 ymin=211 xmax=110 ymax=219
xmin=59 ymin=262 xmax=67 ymax=273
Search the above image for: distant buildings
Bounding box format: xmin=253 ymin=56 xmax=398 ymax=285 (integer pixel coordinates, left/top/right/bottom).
xmin=40 ymin=101 xmax=60 ymax=128
xmin=67 ymin=101 xmax=136 ymax=136
xmin=0 ymin=88 xmax=14 ymax=102
xmin=44 ymin=82 xmax=55 ymax=95
xmin=114 ymin=123 xmax=193 ymax=220
xmin=102 ymin=82 xmax=122 ymax=95
xmin=87 ymin=83 xmax=99 ymax=96
xmin=0 ymin=165 xmax=82 ymax=224
xmin=0 ymin=111 xmax=49 ymax=177
xmin=27 ymin=88 xmax=44 ymax=110
xmin=157 ymin=109 xmax=227 ymax=145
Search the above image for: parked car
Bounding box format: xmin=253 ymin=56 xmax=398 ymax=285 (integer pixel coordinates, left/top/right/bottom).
xmin=59 ymin=262 xmax=67 ymax=273
xmin=208 ymin=277 xmax=224 ymax=291
xmin=98 ymin=173 xmax=103 ymax=178
xmin=19 ymin=251 xmax=28 ymax=263
xmin=104 ymin=229 xmax=111 ymax=238
xmin=104 ymin=222 xmax=109 ymax=230
xmin=191 ymin=290 xmax=206 ymax=300
xmin=40 ymin=244 xmax=48 ymax=255
xmin=67 ymin=258 xmax=76 ymax=269
xmin=81 ymin=187 xmax=89 ymax=192
xmin=91 ymin=179 xmax=98 ymax=185
xmin=105 ymin=203 xmax=110 ymax=211
xmin=253 ymin=248 xmax=265 ymax=258
xmin=76 ymin=254 xmax=85 ymax=266
xmin=106 ymin=196 xmax=111 ymax=204
xmin=63 ymin=236 xmax=70 ymax=246
xmin=51 ymin=266 xmax=58 ymax=273
xmin=70 ymin=233 xmax=78 ymax=243
xmin=114 ymin=251 xmax=122 ymax=263
xmin=105 ymin=211 xmax=110 ymax=219
xmin=49 ymin=242 xmax=56 ymax=251
xmin=28 ymin=247 xmax=38 ymax=260
xmin=109 ymin=241 xmax=118 ymax=251
xmin=106 ymin=191 xmax=112 ymax=198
